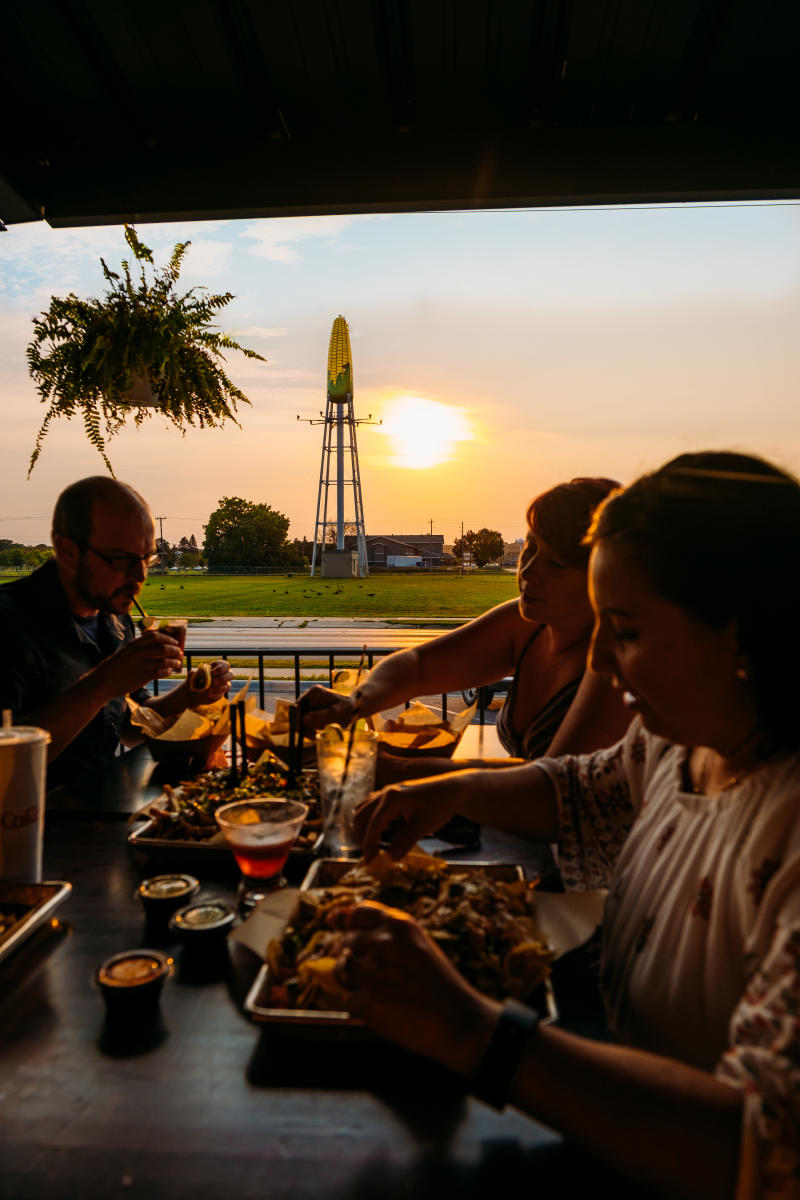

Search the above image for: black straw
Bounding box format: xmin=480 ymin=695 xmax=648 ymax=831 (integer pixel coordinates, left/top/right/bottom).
xmin=228 ymin=701 xmax=240 ymax=786
xmin=237 ymin=701 xmax=248 ymax=775
xmin=287 ymin=701 xmax=299 ymax=787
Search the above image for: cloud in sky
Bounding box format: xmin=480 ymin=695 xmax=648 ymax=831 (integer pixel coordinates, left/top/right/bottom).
xmin=233 ymin=326 xmax=288 ymax=338
xmin=241 ymin=214 xmax=386 ymax=263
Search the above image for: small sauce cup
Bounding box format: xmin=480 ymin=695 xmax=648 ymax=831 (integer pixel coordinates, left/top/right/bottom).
xmin=96 ymin=949 xmax=174 ymax=1016
xmin=169 ymin=899 xmax=237 ymax=943
xmin=136 ymin=874 xmax=200 ymax=922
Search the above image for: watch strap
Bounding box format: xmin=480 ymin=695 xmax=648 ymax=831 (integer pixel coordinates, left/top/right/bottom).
xmin=470 ymin=998 xmax=539 ymax=1110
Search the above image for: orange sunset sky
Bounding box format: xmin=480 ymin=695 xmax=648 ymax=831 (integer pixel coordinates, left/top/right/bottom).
xmin=2 ymin=202 xmax=799 ymax=548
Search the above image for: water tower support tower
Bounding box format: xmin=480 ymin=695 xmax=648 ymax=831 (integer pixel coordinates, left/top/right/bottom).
xmin=300 ymin=316 xmax=377 ymax=578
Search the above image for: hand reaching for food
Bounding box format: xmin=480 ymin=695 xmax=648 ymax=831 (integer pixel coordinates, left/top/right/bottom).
xmin=341 ymin=901 xmax=500 ymax=1075
xmin=300 ymin=684 xmax=357 ymax=733
xmin=353 ymin=776 xmax=463 ymax=860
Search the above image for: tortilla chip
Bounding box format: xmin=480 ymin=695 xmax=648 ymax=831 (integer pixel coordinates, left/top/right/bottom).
xmin=158 ymin=711 xmax=213 ymax=741
xmin=450 ymin=701 xmax=478 ymax=731
xmin=126 ymin=698 xmax=168 ymax=737
xmin=394 ymin=700 xmax=439 ymax=727
xmin=372 ymin=697 xmax=477 ymax=755
xmin=331 ymin=667 xmax=369 ymax=695
xmin=189 ymin=663 xmax=212 ymax=692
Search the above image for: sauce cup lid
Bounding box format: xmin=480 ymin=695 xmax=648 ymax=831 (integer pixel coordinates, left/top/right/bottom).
xmin=169 ymin=900 xmax=237 ymax=937
xmin=96 ymin=948 xmax=174 ymax=989
xmin=136 ymin=874 xmax=200 ymax=904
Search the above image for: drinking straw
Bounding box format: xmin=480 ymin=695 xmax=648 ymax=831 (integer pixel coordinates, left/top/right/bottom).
xmin=286 ymin=701 xmax=299 ymax=787
xmin=132 ymin=595 xmax=153 ymax=628
xmin=228 ymin=701 xmax=240 ymax=786
xmin=330 ymin=644 xmax=367 ymax=820
xmin=237 ymin=700 xmax=248 ymax=777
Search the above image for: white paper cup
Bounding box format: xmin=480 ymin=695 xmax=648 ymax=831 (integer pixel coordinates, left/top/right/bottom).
xmin=0 ymin=726 xmax=51 ymax=882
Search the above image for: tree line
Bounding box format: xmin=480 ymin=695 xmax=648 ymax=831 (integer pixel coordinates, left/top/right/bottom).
xmin=0 ymin=540 xmax=52 ymax=570
xmin=2 ymin=501 xmax=507 ymax=573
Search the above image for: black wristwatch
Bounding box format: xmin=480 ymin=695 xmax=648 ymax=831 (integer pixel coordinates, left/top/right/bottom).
xmin=470 ymin=999 xmax=540 ymax=1110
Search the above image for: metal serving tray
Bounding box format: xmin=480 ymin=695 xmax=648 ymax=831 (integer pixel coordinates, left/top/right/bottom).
xmin=0 ymin=880 xmax=72 ymax=965
xmin=128 ymin=816 xmax=233 ymax=863
xmin=127 ymin=769 xmax=322 ymax=867
xmin=128 ymin=816 xmax=322 ymax=867
xmin=244 ymin=858 xmax=557 ymax=1028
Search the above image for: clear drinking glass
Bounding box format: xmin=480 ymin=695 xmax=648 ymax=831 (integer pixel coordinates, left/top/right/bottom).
xmin=158 ymin=619 xmax=188 ymax=672
xmin=215 ymin=797 xmax=308 ymax=909
xmin=315 ymin=726 xmax=378 ymax=858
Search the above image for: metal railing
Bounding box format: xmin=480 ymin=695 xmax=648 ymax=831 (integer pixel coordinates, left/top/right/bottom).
xmin=150 ymin=643 xmax=494 ymax=723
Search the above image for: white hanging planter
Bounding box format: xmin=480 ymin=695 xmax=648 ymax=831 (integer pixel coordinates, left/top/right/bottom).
xmin=120 ymin=371 xmax=161 ymax=407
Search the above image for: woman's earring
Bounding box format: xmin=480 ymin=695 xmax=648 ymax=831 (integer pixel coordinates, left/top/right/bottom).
xmin=735 ymin=666 xmax=750 ymax=681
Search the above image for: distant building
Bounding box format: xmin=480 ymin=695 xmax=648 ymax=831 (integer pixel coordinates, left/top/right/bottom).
xmin=502 ymin=539 xmax=524 ymax=568
xmin=366 ymin=534 xmax=445 ymax=569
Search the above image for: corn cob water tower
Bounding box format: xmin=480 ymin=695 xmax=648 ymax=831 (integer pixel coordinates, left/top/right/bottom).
xmin=300 ymin=316 xmax=378 ymax=578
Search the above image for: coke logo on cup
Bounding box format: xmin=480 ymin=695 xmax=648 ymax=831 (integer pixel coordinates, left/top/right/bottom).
xmin=2 ymin=805 xmax=39 ymax=830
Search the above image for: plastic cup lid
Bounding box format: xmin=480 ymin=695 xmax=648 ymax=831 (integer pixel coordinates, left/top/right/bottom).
xmin=0 ymin=726 xmax=52 ymax=746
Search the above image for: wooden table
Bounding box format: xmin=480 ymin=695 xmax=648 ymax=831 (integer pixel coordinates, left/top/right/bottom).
xmin=452 ymin=722 xmax=508 ymax=762
xmin=0 ymin=751 xmax=642 ymax=1199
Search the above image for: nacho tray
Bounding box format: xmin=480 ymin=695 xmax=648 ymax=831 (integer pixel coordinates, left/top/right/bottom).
xmin=127 ymin=816 xmax=322 ymax=873
xmin=0 ymin=880 xmax=72 ymax=965
xmin=244 ymin=859 xmax=556 ymax=1030
xmin=127 ymin=768 xmax=322 ymax=868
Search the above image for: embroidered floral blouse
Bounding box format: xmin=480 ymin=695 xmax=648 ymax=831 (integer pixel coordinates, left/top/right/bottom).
xmin=537 ymin=718 xmax=800 ymax=1200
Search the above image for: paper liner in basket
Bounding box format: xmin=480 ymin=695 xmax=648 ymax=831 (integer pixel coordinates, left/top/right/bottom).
xmin=232 ymin=882 xmax=606 ymax=965
xmin=231 ymin=860 xmax=607 ymax=1018
xmin=371 ymin=699 xmax=477 ymax=757
xmin=128 ymin=683 xmax=254 ymax=767
xmin=256 ymin=698 xmax=316 ymax=764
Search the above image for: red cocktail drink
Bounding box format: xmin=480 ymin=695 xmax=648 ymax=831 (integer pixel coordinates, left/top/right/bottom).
xmin=159 ymin=619 xmax=187 ymax=652
xmin=156 ymin=619 xmax=187 ymax=675
xmin=215 ymin=797 xmax=308 ymax=908
xmin=228 ymin=834 xmax=296 ymax=880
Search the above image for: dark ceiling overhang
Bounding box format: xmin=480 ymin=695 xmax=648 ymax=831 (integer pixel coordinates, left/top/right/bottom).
xmin=2 ymin=1 xmax=799 ymax=229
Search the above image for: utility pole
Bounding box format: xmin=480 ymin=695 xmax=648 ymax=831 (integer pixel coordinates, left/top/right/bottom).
xmin=460 ymin=520 xmax=464 ymax=576
xmin=155 ymin=516 xmax=166 ymax=544
xmin=429 ymin=518 xmax=433 ymax=535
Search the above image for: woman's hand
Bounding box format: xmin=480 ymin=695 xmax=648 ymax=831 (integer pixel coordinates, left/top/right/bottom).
xmin=341 ymin=901 xmax=499 ymax=1076
xmin=301 ymin=684 xmax=356 ymax=733
xmin=353 ymin=774 xmax=466 ymax=861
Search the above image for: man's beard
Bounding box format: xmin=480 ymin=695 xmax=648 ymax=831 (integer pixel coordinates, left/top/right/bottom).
xmin=74 ymin=559 xmax=134 ymax=614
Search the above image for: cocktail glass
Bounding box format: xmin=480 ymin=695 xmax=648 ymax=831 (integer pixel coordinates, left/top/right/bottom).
xmin=159 ymin=618 xmax=188 ymax=671
xmin=315 ymin=726 xmax=378 ymax=858
xmin=215 ymin=797 xmax=308 ymax=909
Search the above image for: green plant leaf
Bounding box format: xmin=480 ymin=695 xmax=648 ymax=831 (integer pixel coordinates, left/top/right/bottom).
xmin=26 ymin=224 xmax=266 ymax=473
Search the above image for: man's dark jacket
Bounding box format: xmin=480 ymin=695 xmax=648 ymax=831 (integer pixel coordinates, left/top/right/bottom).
xmin=0 ymin=559 xmax=143 ymax=788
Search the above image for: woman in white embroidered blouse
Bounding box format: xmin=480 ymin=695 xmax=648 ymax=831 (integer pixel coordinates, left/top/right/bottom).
xmin=346 ymin=450 xmax=800 ymax=1200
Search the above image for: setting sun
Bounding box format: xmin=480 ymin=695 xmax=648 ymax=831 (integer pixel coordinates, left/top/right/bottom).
xmin=380 ymin=395 xmax=473 ymax=469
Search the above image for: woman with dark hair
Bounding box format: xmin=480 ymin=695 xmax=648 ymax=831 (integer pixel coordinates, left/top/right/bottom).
xmin=347 ymin=451 xmax=800 ymax=1199
xmin=303 ymin=477 xmax=631 ymax=776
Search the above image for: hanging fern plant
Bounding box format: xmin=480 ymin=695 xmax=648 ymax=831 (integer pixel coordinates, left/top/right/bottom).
xmin=26 ymin=224 xmax=266 ymax=475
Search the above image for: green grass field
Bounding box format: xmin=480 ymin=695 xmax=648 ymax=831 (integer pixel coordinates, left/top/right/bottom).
xmin=139 ymin=572 xmax=518 ymax=620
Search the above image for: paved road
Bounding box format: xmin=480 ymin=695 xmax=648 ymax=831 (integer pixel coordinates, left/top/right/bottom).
xmin=183 ymin=621 xmax=444 ymax=653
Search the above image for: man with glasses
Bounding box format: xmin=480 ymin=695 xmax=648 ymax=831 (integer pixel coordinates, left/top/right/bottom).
xmin=0 ymin=476 xmax=231 ymax=787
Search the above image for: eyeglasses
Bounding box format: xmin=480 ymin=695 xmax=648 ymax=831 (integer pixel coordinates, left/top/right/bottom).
xmin=72 ymin=539 xmax=161 ymax=573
